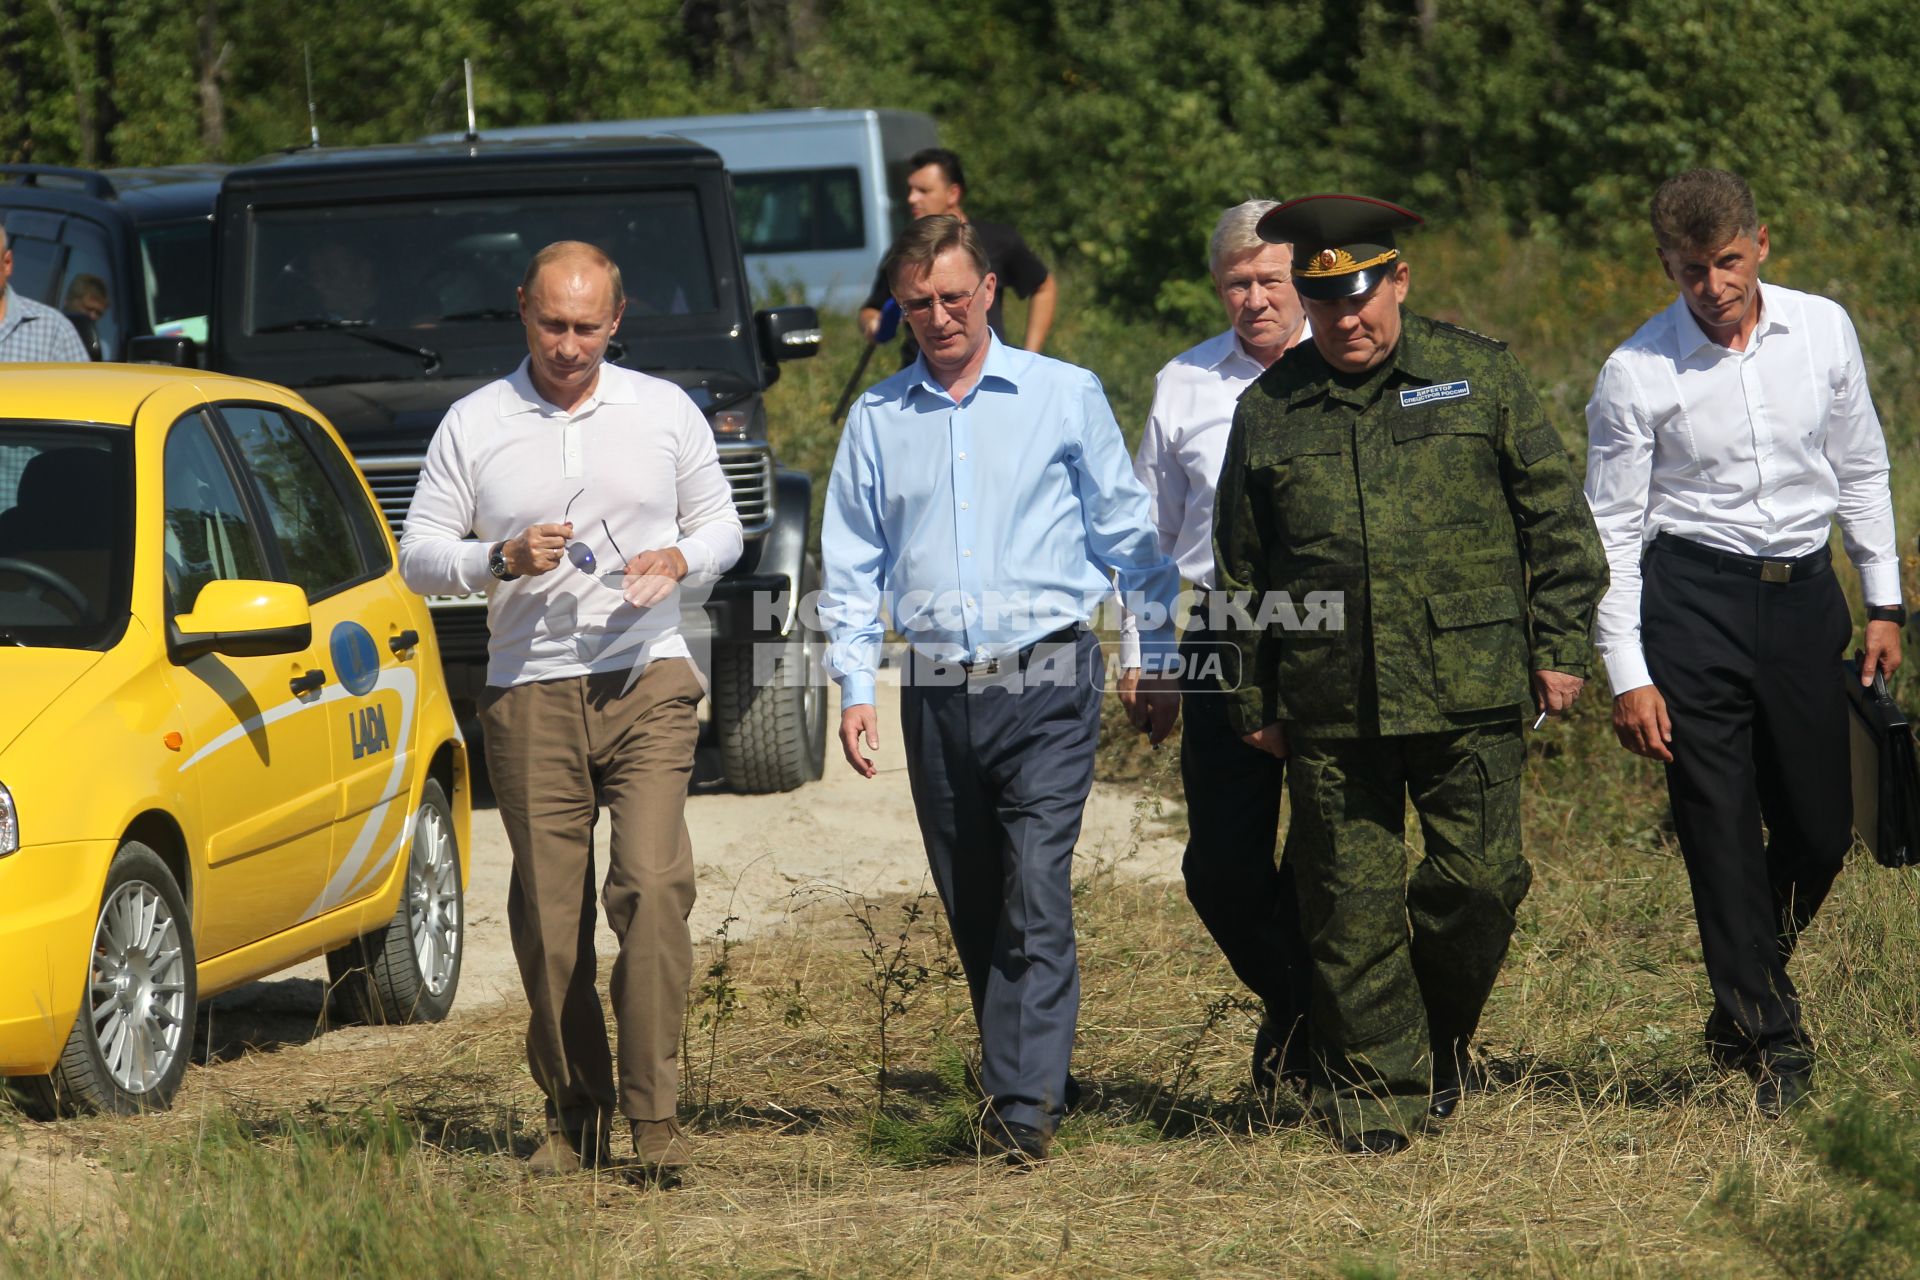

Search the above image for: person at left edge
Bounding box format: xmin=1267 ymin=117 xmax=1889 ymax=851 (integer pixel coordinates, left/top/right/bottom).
xmin=821 ymin=214 xmax=1181 ymax=1166
xmin=0 ymin=225 xmax=90 ymax=363
xmin=400 ymin=241 xmax=743 ymax=1177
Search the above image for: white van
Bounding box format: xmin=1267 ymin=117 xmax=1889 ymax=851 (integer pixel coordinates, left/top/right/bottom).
xmin=427 ymin=109 xmax=938 ymax=311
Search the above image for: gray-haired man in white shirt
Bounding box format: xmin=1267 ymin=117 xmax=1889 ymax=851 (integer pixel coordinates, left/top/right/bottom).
xmin=1584 ymin=169 xmax=1902 ymax=1117
xmin=400 ymin=241 xmax=742 ymax=1174
xmin=1115 ymin=199 xmax=1315 ymax=1100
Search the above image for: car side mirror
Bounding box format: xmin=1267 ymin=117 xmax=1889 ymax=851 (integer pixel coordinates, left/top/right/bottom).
xmin=128 ymin=334 xmax=198 ymax=368
xmin=756 ymin=306 xmax=822 ymax=362
xmin=169 ymin=579 xmax=312 ymax=662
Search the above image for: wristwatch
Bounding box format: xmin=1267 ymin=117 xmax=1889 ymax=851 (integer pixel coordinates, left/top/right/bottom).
xmin=487 ymin=540 xmax=519 ymax=582
xmin=1867 ymin=603 xmax=1908 ymax=625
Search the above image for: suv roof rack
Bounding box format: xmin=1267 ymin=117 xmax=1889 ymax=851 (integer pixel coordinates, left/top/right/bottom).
xmin=0 ymin=165 xmax=118 ymax=199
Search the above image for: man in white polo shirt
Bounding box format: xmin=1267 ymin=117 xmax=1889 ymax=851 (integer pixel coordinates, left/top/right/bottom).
xmin=1115 ymin=198 xmax=1314 ymax=1101
xmin=400 ymin=241 xmax=743 ymax=1174
xmin=1585 ymin=169 xmax=1902 ymax=1117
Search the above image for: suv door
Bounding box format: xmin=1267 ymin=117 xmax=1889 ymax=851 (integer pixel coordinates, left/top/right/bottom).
xmin=158 ymin=408 xmax=334 ymax=957
xmin=212 ymin=403 xmax=421 ymax=920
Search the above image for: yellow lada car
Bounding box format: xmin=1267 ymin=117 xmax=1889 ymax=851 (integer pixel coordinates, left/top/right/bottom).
xmin=0 ymin=365 xmax=470 ymax=1115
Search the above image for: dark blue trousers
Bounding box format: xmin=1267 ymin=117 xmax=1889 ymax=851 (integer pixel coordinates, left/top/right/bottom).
xmin=899 ymin=627 xmax=1102 ymax=1134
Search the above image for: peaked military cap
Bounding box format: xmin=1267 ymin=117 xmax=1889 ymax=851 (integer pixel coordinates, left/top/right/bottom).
xmin=1256 ymin=194 xmax=1423 ymax=300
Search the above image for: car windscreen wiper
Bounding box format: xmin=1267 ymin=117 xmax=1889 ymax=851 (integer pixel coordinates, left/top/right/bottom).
xmin=435 ymin=307 xmax=520 ymax=323
xmin=253 ymin=318 xmax=442 ymax=374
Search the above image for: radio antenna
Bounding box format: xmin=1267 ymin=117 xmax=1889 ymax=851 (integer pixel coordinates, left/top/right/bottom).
xmin=463 ymin=58 xmax=479 ymax=143
xmin=303 ymin=44 xmax=320 ymax=147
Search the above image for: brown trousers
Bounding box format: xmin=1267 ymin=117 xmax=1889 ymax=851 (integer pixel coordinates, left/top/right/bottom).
xmin=479 ymin=657 xmax=702 ymax=1128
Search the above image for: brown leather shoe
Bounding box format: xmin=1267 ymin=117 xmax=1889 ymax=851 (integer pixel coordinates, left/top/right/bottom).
xmin=528 ymin=1116 xmax=612 ymax=1175
xmin=631 ymin=1118 xmax=695 ymax=1170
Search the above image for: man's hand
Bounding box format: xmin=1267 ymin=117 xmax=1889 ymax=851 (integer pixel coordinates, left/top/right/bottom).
xmin=1531 ymin=669 xmax=1586 ymax=718
xmin=1241 ymin=722 xmax=1288 ymax=758
xmin=505 ymin=522 xmax=573 ymax=576
xmin=1117 ymin=667 xmax=1143 ymax=724
xmin=1139 ymin=674 xmax=1180 ymax=745
xmin=621 ymin=546 xmax=689 ymax=607
xmin=840 ymin=704 xmax=880 ymax=778
xmin=1612 ymin=685 xmax=1674 ymax=762
xmin=1863 ymin=618 xmax=1904 ymax=684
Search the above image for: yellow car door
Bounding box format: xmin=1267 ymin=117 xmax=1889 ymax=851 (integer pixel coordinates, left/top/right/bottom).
xmin=212 ymin=403 xmax=421 ymax=918
xmin=158 ymin=406 xmax=334 ymax=958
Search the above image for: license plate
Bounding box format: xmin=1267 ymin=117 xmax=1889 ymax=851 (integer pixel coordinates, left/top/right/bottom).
xmin=425 ymin=592 xmax=487 ymax=610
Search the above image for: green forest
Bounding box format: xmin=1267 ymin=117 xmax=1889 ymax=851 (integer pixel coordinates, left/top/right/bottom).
xmin=5 ymin=0 xmax=1920 ymax=324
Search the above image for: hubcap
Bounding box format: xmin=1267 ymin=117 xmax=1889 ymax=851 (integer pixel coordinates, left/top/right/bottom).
xmin=88 ymin=880 xmax=188 ymax=1095
xmin=408 ymin=801 xmax=460 ymax=996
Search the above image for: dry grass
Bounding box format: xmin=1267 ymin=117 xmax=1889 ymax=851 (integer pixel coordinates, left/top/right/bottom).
xmin=7 ymin=723 xmax=1920 ymax=1279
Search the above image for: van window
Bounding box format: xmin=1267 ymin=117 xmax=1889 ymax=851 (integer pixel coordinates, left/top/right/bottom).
xmin=55 ymin=217 xmax=118 ymax=357
xmin=1 ymin=228 xmax=66 ymax=303
xmin=732 ymin=168 xmax=864 ymax=254
xmin=141 ymin=220 xmax=215 ymax=343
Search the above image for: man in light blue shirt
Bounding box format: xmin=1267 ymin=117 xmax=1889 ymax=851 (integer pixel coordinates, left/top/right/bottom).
xmin=822 ymin=215 xmax=1180 ymax=1164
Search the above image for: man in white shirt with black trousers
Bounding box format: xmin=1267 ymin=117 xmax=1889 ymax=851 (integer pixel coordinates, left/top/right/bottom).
xmin=1585 ymin=169 xmax=1903 ymax=1117
xmin=400 ymin=241 xmax=742 ymax=1174
xmin=1116 ymin=199 xmax=1315 ymax=1101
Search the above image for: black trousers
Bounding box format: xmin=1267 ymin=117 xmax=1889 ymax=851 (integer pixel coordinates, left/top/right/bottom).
xmin=1642 ymin=537 xmax=1854 ymax=1070
xmin=1176 ymin=629 xmax=1311 ymax=1064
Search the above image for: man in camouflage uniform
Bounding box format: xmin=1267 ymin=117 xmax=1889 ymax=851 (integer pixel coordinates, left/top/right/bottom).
xmin=1212 ymin=194 xmax=1606 ymax=1153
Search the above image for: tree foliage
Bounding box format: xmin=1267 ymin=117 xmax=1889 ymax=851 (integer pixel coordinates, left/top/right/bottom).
xmin=4 ymin=0 xmax=1918 ymax=316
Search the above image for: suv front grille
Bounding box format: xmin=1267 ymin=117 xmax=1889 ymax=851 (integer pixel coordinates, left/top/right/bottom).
xmin=716 ymin=443 xmax=773 ymax=534
xmin=356 ymin=443 xmax=776 ymax=542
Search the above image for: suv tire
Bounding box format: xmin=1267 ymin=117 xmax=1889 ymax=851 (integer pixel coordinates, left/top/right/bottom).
xmin=326 ymin=778 xmax=463 ymax=1025
xmin=712 ymin=554 xmax=828 ymax=792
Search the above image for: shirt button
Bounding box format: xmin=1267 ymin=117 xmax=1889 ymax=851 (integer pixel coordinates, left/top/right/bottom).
xmin=958 ymin=452 xmax=967 ymax=460
xmin=962 ymin=549 xmax=972 ymax=558
xmin=960 ymin=501 xmax=969 ymax=510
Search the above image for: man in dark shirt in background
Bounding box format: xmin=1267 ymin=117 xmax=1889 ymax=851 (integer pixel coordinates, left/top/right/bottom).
xmin=857 ymin=147 xmax=1056 ymax=364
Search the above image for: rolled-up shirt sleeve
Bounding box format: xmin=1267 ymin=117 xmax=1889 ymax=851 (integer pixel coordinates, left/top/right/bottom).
xmin=1583 ymin=356 xmax=1656 ymax=694
xmin=398 ymin=408 xmax=492 ymax=597
xmin=670 ymin=398 xmax=744 ymax=585
xmin=1826 ymin=310 xmax=1901 ymax=606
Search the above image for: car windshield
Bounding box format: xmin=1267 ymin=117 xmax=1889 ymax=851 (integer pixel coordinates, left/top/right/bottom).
xmin=141 ymin=220 xmax=215 ymax=344
xmin=0 ymin=425 xmax=133 ymax=649
xmin=245 ymin=190 xmax=720 ymax=336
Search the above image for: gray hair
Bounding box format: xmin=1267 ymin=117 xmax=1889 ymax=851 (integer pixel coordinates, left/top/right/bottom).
xmin=1208 ymin=199 xmax=1281 ymax=276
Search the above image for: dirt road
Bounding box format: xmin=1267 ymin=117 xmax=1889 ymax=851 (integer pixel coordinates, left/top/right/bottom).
xmin=289 ymin=670 xmax=1186 ymax=1019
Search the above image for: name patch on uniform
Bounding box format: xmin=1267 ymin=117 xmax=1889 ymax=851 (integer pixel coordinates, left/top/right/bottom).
xmin=1399 ymin=380 xmax=1471 ymax=409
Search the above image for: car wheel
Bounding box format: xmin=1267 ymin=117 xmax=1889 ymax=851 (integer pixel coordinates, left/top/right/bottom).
xmin=47 ymin=841 xmax=197 ymax=1115
xmin=326 ymin=778 xmax=462 ymax=1025
xmin=711 ymin=554 xmax=828 ymax=792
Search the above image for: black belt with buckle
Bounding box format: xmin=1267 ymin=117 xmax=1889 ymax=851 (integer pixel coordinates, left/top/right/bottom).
xmin=1652 ymin=532 xmax=1831 ymax=583
xmin=958 ymin=623 xmax=1084 ymax=675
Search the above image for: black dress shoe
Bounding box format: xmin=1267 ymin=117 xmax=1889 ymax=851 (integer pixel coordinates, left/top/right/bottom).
xmin=1754 ymin=1064 xmax=1813 ymax=1119
xmin=1341 ymin=1129 xmax=1410 ymax=1156
xmin=1063 ymin=1073 xmax=1083 ymax=1114
xmin=1429 ymin=1048 xmax=1485 ymax=1119
xmin=980 ymin=1116 xmax=1051 ymax=1166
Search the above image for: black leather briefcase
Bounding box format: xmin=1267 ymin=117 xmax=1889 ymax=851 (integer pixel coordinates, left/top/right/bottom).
xmin=1845 ymin=658 xmax=1920 ymax=869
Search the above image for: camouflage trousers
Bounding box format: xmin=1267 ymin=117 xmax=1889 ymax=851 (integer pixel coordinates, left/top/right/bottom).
xmin=1284 ymin=722 xmax=1530 ymax=1138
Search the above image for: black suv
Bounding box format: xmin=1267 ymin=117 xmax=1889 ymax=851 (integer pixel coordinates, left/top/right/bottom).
xmin=201 ymin=138 xmax=829 ymax=792
xmin=0 ymin=164 xmax=224 ymax=362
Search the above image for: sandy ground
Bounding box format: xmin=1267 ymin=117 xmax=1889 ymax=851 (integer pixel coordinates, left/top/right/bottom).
xmin=289 ymin=668 xmax=1188 ymax=1019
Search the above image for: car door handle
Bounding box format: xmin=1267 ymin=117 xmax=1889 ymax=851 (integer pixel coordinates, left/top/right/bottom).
xmin=290 ymin=668 xmax=327 ymax=696
xmin=389 ymin=629 xmax=420 ymax=656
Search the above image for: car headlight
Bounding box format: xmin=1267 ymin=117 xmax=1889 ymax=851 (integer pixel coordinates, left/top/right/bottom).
xmin=0 ymin=782 xmax=15 ymax=856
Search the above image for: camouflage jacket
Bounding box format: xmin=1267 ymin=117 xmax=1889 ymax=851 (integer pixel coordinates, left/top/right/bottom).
xmin=1211 ymin=311 xmax=1607 ymax=739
